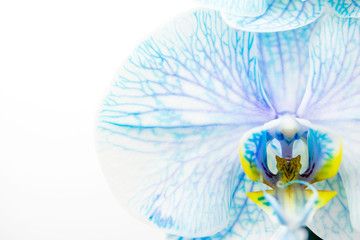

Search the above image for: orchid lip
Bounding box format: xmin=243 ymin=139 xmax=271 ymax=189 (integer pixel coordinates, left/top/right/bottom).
xmin=240 ymin=115 xmax=342 ymax=187
xmin=240 ymin=115 xmax=342 ymax=235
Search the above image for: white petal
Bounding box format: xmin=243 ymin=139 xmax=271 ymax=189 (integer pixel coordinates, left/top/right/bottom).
xmin=297 ymin=13 xmax=360 ymax=232
xmin=96 ymin=10 xmax=276 ymax=237
xmin=166 ymin=177 xmax=277 ymax=240
xmin=256 ymin=24 xmax=315 ymax=114
xmin=308 ymin=174 xmax=360 ymax=239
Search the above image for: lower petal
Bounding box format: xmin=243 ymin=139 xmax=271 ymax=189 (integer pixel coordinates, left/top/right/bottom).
xmin=167 ymin=176 xmax=277 ymax=240
xmin=308 ymin=174 xmax=360 ymax=240
xmin=340 ymin=137 xmax=360 ymax=232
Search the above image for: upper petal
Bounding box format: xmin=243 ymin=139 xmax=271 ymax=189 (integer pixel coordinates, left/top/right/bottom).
xmin=221 ymin=0 xmax=325 ymax=32
xmin=256 ymin=24 xmax=315 ymax=114
xmin=196 ymin=0 xmax=269 ymax=17
xmin=297 ymin=14 xmax=360 ymax=120
xmin=96 ymin=10 xmax=276 ymax=237
xmin=297 ymin=13 xmax=360 ymax=232
xmin=327 ymin=0 xmax=360 ymax=18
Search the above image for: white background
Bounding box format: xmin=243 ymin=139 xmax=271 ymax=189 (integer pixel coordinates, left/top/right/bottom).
xmin=0 ymin=1 xmax=199 ymax=239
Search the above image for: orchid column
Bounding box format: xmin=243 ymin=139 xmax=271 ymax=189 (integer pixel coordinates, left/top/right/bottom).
xmin=96 ymin=1 xmax=360 ymax=239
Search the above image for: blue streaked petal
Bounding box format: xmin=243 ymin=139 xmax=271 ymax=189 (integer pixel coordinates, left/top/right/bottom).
xmin=167 ymin=176 xmax=276 ymax=240
xmin=220 ymin=0 xmax=324 ymax=32
xmin=96 ymin=10 xmax=276 ymax=237
xmin=196 ymin=0 xmax=269 ymax=17
xmin=256 ymin=24 xmax=315 ymax=114
xmin=297 ymin=13 xmax=360 ymax=232
xmin=308 ymin=174 xmax=360 ymax=240
xmin=338 ymin=136 xmax=360 ymax=233
xmin=297 ymin=14 xmax=360 ymax=119
xmin=327 ymin=0 xmax=360 ymax=18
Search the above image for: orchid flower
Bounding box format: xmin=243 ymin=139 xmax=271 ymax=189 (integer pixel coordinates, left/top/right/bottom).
xmin=96 ymin=8 xmax=360 ymax=240
xmin=197 ymin=0 xmax=360 ymax=32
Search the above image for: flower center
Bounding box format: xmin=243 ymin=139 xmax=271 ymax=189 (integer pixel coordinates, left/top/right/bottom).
xmin=276 ymin=155 xmax=302 ymax=183
xmin=239 ymin=115 xmax=342 ymax=187
xmin=239 ymin=115 xmax=342 ymax=234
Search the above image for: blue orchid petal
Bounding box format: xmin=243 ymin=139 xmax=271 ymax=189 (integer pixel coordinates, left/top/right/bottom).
xmin=96 ymin=10 xmax=276 ymax=237
xmin=297 ymin=14 xmax=360 ymax=119
xmin=166 ymin=176 xmax=277 ymax=240
xmin=256 ymin=24 xmax=315 ymax=114
xmin=297 ymin=13 xmax=360 ymax=232
xmin=308 ymin=174 xmax=360 ymax=240
xmin=197 ymin=0 xmax=269 ymax=17
xmin=327 ymin=0 xmax=360 ymax=18
xmin=220 ymin=0 xmax=324 ymax=32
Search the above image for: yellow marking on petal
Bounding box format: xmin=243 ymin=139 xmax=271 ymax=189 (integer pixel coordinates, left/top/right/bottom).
xmin=247 ymin=189 xmax=337 ymax=217
xmin=239 ymin=146 xmax=260 ymax=182
xmin=239 ymin=126 xmax=269 ymax=183
xmin=246 ymin=191 xmax=274 ymax=214
xmin=312 ymin=139 xmax=342 ymax=183
xmin=305 ymin=190 xmax=337 ymax=210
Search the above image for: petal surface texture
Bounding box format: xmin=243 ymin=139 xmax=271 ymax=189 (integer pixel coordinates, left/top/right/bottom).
xmin=197 ymin=0 xmax=269 ymax=17
xmin=221 ymin=0 xmax=324 ymax=32
xmin=327 ymin=0 xmax=360 ymax=18
xmin=166 ymin=177 xmax=276 ymax=240
xmin=256 ymin=25 xmax=315 ymax=115
xmin=96 ymin=10 xmax=276 ymax=237
xmin=308 ymin=175 xmax=360 ymax=240
xmin=297 ymin=13 xmax=360 ymax=232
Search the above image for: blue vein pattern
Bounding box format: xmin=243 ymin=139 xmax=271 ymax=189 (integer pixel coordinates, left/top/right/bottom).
xmin=298 ymin=13 xmax=360 ymax=234
xmin=220 ymin=0 xmax=324 ymax=32
xmin=166 ymin=175 xmax=276 ymax=240
xmin=96 ymin=7 xmax=360 ymax=239
xmin=308 ymin=174 xmax=360 ymax=240
xmin=256 ymin=24 xmax=314 ymax=114
xmin=197 ymin=0 xmax=269 ymax=17
xmin=97 ymin=10 xmax=277 ymax=237
xmin=327 ymin=0 xmax=360 ymax=17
